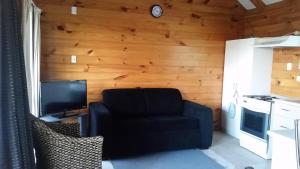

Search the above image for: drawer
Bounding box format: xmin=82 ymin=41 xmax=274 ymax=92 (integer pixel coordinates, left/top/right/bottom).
xmin=271 ymin=114 xmax=295 ymax=130
xmin=272 ymin=102 xmax=300 ymax=119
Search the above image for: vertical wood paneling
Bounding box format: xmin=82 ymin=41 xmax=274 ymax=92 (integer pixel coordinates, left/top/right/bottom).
xmin=35 ymin=0 xmax=244 ymax=127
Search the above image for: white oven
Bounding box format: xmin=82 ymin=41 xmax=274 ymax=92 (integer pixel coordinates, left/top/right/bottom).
xmin=239 ymin=96 xmax=273 ymax=159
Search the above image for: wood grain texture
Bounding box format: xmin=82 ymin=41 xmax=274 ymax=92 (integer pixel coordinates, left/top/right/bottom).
xmin=271 ymin=48 xmax=300 ymax=99
xmin=244 ymin=0 xmax=300 ymax=37
xmin=35 ymin=0 xmax=244 ymax=127
xmin=243 ymin=0 xmax=300 ymax=99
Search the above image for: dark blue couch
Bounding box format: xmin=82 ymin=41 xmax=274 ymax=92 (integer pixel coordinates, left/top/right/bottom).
xmin=89 ymin=88 xmax=213 ymax=158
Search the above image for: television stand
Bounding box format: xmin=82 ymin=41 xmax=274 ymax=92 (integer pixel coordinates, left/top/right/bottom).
xmin=40 ymin=112 xmax=88 ymax=137
xmin=51 ymin=111 xmax=81 ymax=119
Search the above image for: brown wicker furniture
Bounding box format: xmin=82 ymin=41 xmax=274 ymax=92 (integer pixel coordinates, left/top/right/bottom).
xmin=31 ymin=117 xmax=103 ymax=169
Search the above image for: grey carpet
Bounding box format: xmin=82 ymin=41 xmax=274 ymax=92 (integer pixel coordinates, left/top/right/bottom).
xmin=111 ymin=149 xmax=225 ymax=169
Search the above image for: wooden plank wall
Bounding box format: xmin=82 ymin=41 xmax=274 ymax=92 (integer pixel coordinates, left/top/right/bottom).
xmin=272 ymin=48 xmax=300 ymax=99
xmin=244 ymin=0 xmax=300 ymax=37
xmin=244 ymin=0 xmax=300 ymax=99
xmin=35 ymin=0 xmax=244 ymax=127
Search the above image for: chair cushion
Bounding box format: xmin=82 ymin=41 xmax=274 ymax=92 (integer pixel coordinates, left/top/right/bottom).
xmin=102 ymin=88 xmax=146 ymax=116
xmin=144 ymin=88 xmax=183 ymax=116
xmin=114 ymin=116 xmax=199 ymax=133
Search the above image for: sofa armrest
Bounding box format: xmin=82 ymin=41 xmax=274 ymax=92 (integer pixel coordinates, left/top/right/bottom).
xmin=183 ymin=100 xmax=213 ymax=149
xmin=89 ymin=102 xmax=112 ymax=137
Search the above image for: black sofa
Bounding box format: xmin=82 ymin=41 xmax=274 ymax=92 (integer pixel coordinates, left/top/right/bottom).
xmin=89 ymin=88 xmax=213 ymax=158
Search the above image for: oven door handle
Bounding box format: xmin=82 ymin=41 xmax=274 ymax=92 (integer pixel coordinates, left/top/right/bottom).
xmin=241 ymin=104 xmax=270 ymax=115
xmin=294 ymin=119 xmax=300 ymax=169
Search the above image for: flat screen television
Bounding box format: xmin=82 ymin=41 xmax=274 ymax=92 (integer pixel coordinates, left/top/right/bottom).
xmin=40 ymin=80 xmax=87 ymax=117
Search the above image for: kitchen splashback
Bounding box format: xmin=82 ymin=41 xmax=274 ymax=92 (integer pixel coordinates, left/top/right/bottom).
xmin=271 ymin=48 xmax=300 ymax=99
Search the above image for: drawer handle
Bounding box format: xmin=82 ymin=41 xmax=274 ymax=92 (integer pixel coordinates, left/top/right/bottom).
xmin=281 ymin=108 xmax=290 ymax=112
xmin=280 ymin=125 xmax=288 ymax=129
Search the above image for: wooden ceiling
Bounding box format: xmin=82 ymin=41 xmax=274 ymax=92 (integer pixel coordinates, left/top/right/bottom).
xmin=238 ymin=0 xmax=292 ymax=11
xmin=191 ymin=0 xmax=242 ymax=9
xmin=175 ymin=0 xmax=291 ymax=13
xmin=181 ymin=0 xmax=295 ymax=14
xmin=174 ymin=0 xmax=247 ymax=14
xmin=179 ymin=0 xmax=284 ymax=9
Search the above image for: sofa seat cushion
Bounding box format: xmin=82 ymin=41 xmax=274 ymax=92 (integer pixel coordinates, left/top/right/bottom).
xmin=114 ymin=116 xmax=199 ymax=133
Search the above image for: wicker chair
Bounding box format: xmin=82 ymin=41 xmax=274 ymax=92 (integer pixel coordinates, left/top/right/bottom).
xmin=31 ymin=117 xmax=103 ymax=169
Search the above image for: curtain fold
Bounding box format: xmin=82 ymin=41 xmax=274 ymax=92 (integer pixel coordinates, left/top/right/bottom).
xmin=23 ymin=0 xmax=41 ymax=117
xmin=0 ymin=0 xmax=36 ymax=168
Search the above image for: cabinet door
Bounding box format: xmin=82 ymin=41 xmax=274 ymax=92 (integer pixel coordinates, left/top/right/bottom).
xmin=271 ymin=135 xmax=297 ymax=169
xmin=222 ymin=40 xmax=242 ymax=138
xmin=235 ymin=39 xmax=254 ymax=95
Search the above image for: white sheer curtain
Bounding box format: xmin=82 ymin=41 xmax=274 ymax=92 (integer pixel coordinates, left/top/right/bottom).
xmin=23 ymin=0 xmax=41 ymax=117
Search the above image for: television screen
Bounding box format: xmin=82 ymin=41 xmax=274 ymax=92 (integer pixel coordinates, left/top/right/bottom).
xmin=40 ymin=80 xmax=87 ymax=116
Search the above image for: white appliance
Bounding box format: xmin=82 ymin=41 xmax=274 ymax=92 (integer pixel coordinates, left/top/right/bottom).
xmin=222 ymin=38 xmax=273 ymax=139
xmin=254 ymin=35 xmax=300 ymax=48
xmin=240 ymin=96 xmax=273 ymax=159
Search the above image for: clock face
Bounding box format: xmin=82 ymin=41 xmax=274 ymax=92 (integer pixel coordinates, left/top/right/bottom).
xmin=151 ymin=5 xmax=163 ymax=18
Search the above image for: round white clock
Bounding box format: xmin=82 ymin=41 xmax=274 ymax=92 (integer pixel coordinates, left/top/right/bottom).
xmin=151 ymin=5 xmax=163 ymax=18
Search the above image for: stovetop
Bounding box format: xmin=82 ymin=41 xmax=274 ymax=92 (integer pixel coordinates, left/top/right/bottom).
xmin=244 ymin=95 xmax=277 ymax=101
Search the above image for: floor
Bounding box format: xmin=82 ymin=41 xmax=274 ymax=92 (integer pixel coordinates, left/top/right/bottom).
xmin=103 ymin=131 xmax=272 ymax=169
xmin=212 ymin=131 xmax=271 ymax=169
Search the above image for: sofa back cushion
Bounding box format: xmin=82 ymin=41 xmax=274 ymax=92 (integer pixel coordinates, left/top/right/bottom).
xmin=144 ymin=88 xmax=183 ymax=116
xmin=102 ymin=89 xmax=146 ymax=116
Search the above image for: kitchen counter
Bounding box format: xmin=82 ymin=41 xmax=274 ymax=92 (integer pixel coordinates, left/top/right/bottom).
xmin=268 ymin=129 xmax=295 ymax=142
xmin=273 ymin=98 xmax=300 ymax=107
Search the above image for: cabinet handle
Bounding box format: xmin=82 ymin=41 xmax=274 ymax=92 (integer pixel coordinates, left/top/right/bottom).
xmin=281 ymin=108 xmax=290 ymax=112
xmin=294 ymin=120 xmax=300 ymax=169
xmin=280 ymin=125 xmax=288 ymax=129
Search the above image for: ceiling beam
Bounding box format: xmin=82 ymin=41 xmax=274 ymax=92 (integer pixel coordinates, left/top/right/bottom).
xmin=246 ymin=0 xmax=294 ymax=14
xmin=250 ymin=0 xmax=266 ymax=10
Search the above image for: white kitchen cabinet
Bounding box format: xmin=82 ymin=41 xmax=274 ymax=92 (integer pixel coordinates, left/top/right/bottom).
xmin=268 ymin=130 xmax=297 ymax=169
xmin=271 ymin=99 xmax=300 ymax=130
xmin=222 ymin=38 xmax=273 ymax=139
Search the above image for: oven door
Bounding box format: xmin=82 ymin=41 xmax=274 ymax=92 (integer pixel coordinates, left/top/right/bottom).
xmin=240 ymin=107 xmax=269 ymax=140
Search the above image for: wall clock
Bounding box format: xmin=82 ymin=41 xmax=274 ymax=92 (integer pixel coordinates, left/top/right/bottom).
xmin=151 ymin=5 xmax=163 ymax=18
